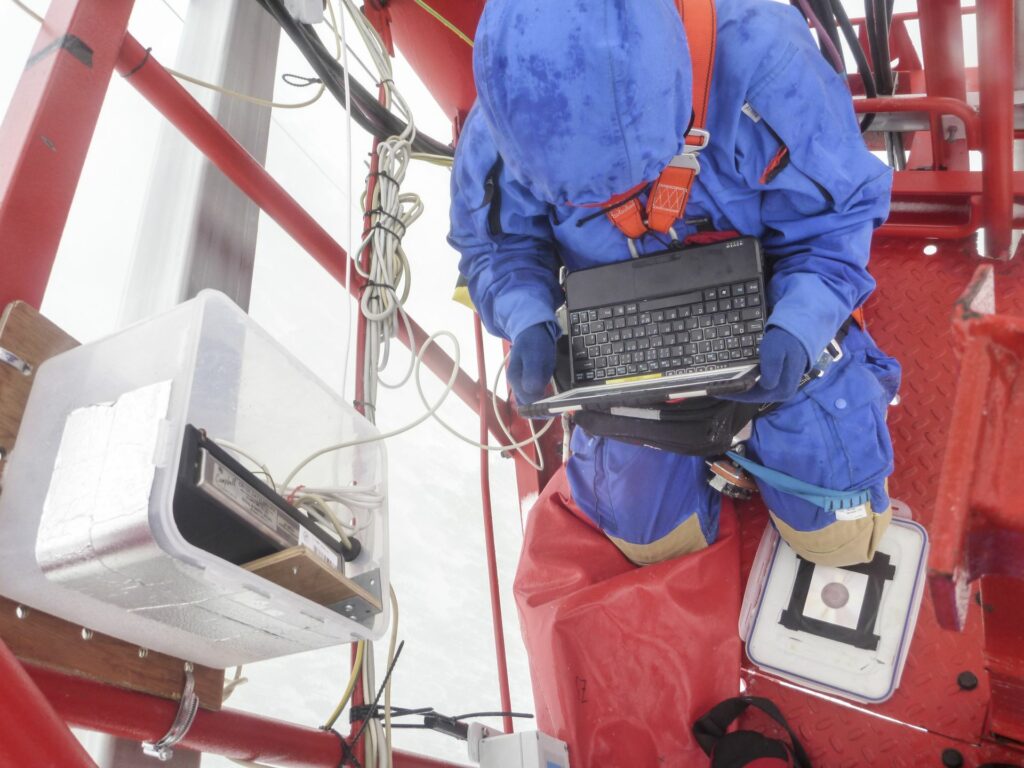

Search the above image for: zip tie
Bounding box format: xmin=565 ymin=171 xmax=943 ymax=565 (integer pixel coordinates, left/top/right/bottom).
xmin=141 ymin=665 xmax=199 ymax=762
xmin=281 ymin=72 xmax=322 ymax=88
xmin=122 ymin=47 xmax=152 ymax=79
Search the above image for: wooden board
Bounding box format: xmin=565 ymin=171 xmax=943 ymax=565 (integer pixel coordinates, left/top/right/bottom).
xmin=244 ymin=546 xmax=383 ymax=611
xmin=0 ymin=304 xmax=225 ymax=709
xmin=0 ymin=596 xmax=224 ymax=710
xmin=0 ymin=301 xmax=78 ymax=475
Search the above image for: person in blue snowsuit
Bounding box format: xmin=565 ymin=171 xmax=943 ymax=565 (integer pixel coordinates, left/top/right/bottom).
xmin=449 ymin=0 xmax=902 ymax=567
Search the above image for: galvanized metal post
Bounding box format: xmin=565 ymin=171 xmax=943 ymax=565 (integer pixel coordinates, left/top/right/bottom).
xmin=119 ymin=0 xmax=280 ymax=324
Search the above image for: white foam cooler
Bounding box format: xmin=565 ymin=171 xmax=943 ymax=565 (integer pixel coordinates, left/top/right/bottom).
xmin=0 ymin=291 xmax=389 ymax=668
xmin=742 ymin=513 xmax=928 ymax=704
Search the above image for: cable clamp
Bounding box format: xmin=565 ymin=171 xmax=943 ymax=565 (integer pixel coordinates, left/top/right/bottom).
xmin=142 ymin=665 xmax=199 ymax=762
xmin=0 ymin=346 xmax=31 ymax=376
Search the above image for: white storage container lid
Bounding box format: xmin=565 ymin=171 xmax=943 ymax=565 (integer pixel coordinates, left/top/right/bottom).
xmin=744 ymin=515 xmax=928 ymax=704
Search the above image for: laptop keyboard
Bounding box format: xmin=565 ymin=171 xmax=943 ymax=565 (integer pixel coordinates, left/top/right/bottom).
xmin=568 ymin=280 xmax=765 ymax=385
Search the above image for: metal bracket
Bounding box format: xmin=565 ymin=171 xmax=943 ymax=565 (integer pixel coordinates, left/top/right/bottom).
xmin=0 ymin=346 xmax=31 ymax=376
xmin=141 ymin=666 xmax=199 ymax=761
xmin=331 ymin=568 xmax=383 ymax=628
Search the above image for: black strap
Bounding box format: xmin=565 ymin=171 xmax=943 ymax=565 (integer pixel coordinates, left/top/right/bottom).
xmin=693 ymin=696 xmax=812 ymax=768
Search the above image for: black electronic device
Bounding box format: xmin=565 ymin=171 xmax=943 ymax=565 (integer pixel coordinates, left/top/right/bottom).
xmin=520 ymin=237 xmax=765 ymax=418
xmin=173 ymin=425 xmax=358 ymax=568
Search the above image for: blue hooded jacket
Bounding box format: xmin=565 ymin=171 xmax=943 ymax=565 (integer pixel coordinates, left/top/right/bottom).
xmin=449 ymin=0 xmax=893 ymax=369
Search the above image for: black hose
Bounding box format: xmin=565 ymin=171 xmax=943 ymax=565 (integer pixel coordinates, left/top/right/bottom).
xmin=255 ymin=0 xmax=455 ymax=157
xmin=866 ymin=0 xmax=906 ymax=166
xmin=808 ymin=0 xmax=845 ymax=70
xmin=827 ymin=0 xmax=878 ymax=132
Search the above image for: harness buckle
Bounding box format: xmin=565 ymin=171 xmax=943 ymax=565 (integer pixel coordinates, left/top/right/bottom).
xmin=671 ymin=129 xmax=711 ymax=175
xmin=684 ymin=127 xmax=711 ymax=150
xmin=668 ymin=153 xmax=701 ymax=174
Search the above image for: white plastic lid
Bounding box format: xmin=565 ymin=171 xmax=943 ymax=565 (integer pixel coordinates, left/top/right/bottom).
xmin=744 ymin=515 xmax=929 ymax=704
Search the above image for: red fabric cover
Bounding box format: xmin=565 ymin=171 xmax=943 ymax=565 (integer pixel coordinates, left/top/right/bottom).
xmin=513 ymin=468 xmax=743 ymax=767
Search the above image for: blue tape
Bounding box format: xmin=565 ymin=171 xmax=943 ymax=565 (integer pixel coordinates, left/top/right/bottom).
xmin=725 ymin=451 xmax=871 ymax=512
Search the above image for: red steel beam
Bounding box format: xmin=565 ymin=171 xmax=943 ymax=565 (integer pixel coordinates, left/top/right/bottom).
xmin=854 ymin=96 xmax=980 ymax=148
xmin=976 ymin=0 xmax=1016 ymax=259
xmin=890 ymin=171 xmax=1024 ymax=197
xmin=474 ymin=317 xmax=514 ymax=735
xmin=114 ymin=36 xmax=511 ymax=444
xmin=0 ymin=641 xmax=95 ymax=768
xmin=918 ymin=0 xmax=969 ymax=168
xmin=29 ymin=664 xmax=461 ymax=768
xmin=0 ymin=0 xmax=136 ymax=310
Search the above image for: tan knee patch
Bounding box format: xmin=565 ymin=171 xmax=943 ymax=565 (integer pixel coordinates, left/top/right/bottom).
xmin=607 ymin=514 xmax=709 ymax=566
xmin=771 ymin=505 xmax=892 ymax=567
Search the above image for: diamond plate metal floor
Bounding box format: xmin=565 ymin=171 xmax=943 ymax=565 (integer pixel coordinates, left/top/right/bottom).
xmin=737 ymin=238 xmax=1024 ymax=767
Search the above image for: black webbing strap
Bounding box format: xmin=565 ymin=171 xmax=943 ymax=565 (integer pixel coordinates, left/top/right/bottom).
xmin=693 ymin=696 xmax=812 ymax=768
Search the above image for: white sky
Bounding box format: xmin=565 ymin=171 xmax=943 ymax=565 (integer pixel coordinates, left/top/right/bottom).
xmin=0 ymin=0 xmax=980 ymax=765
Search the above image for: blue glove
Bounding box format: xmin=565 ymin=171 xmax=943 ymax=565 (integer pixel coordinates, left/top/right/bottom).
xmin=508 ymin=323 xmax=557 ymax=405
xmin=726 ymin=327 xmax=810 ymax=403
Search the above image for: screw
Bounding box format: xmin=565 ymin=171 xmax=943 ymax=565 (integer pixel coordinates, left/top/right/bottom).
xmin=81 ymin=628 xmax=93 ymax=640
xmin=344 ymin=605 xmax=354 ymax=613
xmin=14 ymin=605 xmax=27 ymax=620
xmin=941 ymin=748 xmax=964 ymax=768
xmin=292 ymin=566 xmax=300 ymax=576
xmin=957 ymin=671 xmax=978 ymax=691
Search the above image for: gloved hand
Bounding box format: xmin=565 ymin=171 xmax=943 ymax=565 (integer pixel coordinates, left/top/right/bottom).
xmin=507 ymin=323 xmax=557 ymax=405
xmin=726 ymin=327 xmax=809 ymax=403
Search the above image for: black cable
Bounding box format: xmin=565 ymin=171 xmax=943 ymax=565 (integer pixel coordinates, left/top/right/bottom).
xmin=345 ymin=641 xmax=406 ymax=762
xmin=808 ymin=0 xmax=844 ymax=70
xmin=254 ymin=0 xmax=454 ymax=157
xmin=452 ymin=711 xmax=536 ymax=721
xmin=870 ymin=0 xmax=906 ymax=168
xmin=827 ymin=0 xmax=878 ymax=132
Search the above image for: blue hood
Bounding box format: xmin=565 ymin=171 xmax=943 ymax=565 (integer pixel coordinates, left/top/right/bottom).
xmin=473 ymin=0 xmax=693 ymax=206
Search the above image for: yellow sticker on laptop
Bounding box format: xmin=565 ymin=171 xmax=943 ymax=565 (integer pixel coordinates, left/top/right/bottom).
xmin=604 ymin=373 xmax=663 ymax=386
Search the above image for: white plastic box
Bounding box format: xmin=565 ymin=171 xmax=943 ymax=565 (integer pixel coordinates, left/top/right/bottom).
xmin=0 ymin=291 xmax=388 ymax=668
xmin=741 ymin=511 xmax=928 ymax=704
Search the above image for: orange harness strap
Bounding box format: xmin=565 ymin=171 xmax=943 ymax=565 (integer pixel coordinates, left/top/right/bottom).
xmin=606 ymin=0 xmax=717 ymax=239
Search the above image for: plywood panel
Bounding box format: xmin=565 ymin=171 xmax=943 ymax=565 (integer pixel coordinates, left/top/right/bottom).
xmin=0 ymin=596 xmax=224 ymax=710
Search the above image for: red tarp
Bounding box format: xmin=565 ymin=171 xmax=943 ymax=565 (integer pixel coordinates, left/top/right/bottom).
xmin=514 ymin=468 xmax=743 ymax=767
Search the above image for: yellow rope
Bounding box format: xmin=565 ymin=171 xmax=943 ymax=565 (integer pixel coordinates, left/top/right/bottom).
xmin=409 ymin=0 xmax=473 ymax=48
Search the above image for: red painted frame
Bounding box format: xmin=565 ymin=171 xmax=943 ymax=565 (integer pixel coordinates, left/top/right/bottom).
xmin=0 ymin=0 xmax=1022 ymax=764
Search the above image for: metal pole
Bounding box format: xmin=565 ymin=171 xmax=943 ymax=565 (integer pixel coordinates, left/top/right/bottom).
xmin=0 ymin=639 xmax=96 ymax=767
xmin=918 ymin=0 xmax=969 ymax=170
xmin=475 ymin=317 xmax=515 ymax=734
xmin=976 ymin=0 xmax=1016 ymax=259
xmin=0 ymin=0 xmax=136 ymax=310
xmin=29 ymin=664 xmax=462 ymax=768
xmin=115 ymin=36 xmax=512 ymax=440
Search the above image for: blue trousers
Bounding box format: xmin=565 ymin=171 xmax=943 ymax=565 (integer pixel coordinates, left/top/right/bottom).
xmin=566 ymin=326 xmax=900 ymax=565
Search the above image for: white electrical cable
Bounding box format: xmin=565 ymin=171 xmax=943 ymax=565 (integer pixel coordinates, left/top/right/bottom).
xmin=338 ymin=0 xmax=358 ymax=404
xmin=283 ymin=330 xmax=557 ymax=488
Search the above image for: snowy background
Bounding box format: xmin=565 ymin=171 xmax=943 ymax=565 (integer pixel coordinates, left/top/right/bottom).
xmin=0 ymin=0 xmax=980 ymax=765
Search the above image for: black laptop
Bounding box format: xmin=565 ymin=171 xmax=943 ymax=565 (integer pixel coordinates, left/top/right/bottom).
xmin=519 ymin=237 xmax=765 ymax=418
